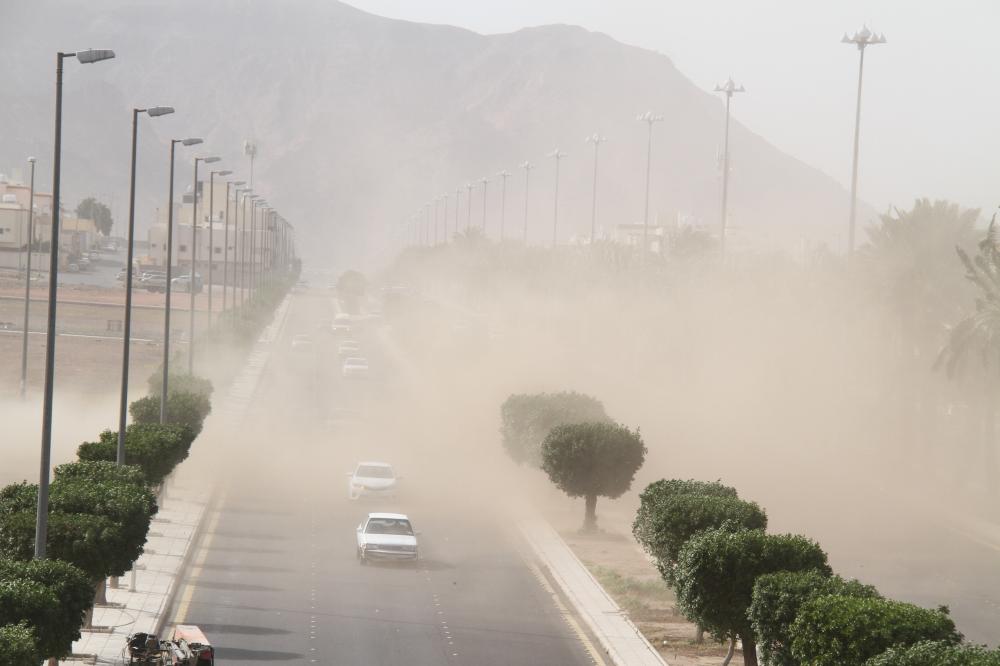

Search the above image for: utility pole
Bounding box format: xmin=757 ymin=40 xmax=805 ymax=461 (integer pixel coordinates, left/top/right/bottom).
xmin=585 ymin=134 xmax=606 ymax=244
xmin=19 ymin=156 xmax=36 ymax=398
xmin=637 ymin=111 xmax=664 ymax=265
xmin=520 ymin=161 xmax=533 ymax=243
xmin=547 ymin=150 xmax=567 ymax=248
xmin=714 ymin=78 xmax=745 ymax=255
xmin=497 ymin=170 xmax=511 ymax=241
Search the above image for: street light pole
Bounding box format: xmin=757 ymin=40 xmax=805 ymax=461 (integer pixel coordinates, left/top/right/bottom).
xmin=465 ymin=183 xmax=473 ymax=233
xmin=547 ymin=149 xmax=567 ymax=248
xmin=480 ymin=177 xmax=489 ymax=235
xmin=714 ymin=78 xmax=745 ymax=255
xmin=442 ymin=194 xmax=449 ymax=243
xmin=223 ymin=181 xmax=245 ymax=321
xmin=497 ymin=170 xmax=510 ymax=241
xmin=842 ymin=25 xmax=886 ymax=254
xmin=585 ymin=134 xmax=606 ymax=244
xmin=19 ymin=156 xmax=36 ymax=399
xmin=117 ymin=106 xmax=174 ymax=465
xmin=36 ymin=48 xmax=115 ymax=560
xmin=455 ymin=187 xmax=461 ymax=238
xmin=161 ymin=137 xmax=202 ymax=424
xmin=188 ymin=155 xmax=220 ymax=374
xmin=520 ymin=161 xmax=533 ymax=244
xmin=433 ymin=196 xmax=440 ymax=245
xmin=637 ymin=111 xmax=664 ymax=264
xmin=207 ymin=169 xmax=231 ymax=326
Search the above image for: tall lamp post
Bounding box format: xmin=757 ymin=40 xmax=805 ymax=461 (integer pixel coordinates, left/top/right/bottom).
xmin=207 ymin=168 xmax=232 ymax=325
xmin=842 ymin=25 xmax=886 ymax=254
xmin=547 ymin=149 xmax=567 ymax=248
xmin=454 ymin=187 xmax=461 ymax=238
xmin=240 ymin=193 xmax=256 ymax=312
xmin=35 ymin=47 xmax=116 ymax=560
xmin=442 ymin=193 xmax=449 ymax=243
xmin=480 ymin=177 xmax=489 ymax=234
xmin=433 ymin=196 xmax=440 ymax=245
xmin=520 ymin=161 xmax=533 ymax=243
xmin=188 ymin=155 xmax=220 ymax=374
xmin=497 ymin=170 xmax=510 ymax=241
xmin=714 ymin=78 xmax=744 ymax=255
xmin=160 ymin=138 xmax=202 ymax=424
xmin=116 ymin=105 xmax=174 ymax=466
xmin=637 ymin=111 xmax=664 ymax=263
xmin=223 ymin=180 xmax=246 ymax=320
xmin=19 ymin=156 xmax=37 ymax=399
xmin=585 ymin=134 xmax=606 ymax=244
xmin=465 ymin=183 xmax=473 ymax=233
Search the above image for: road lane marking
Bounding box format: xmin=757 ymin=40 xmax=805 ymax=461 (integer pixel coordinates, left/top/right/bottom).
xmin=525 ymin=556 xmax=605 ymax=665
xmin=170 ymin=493 xmax=225 ymax=625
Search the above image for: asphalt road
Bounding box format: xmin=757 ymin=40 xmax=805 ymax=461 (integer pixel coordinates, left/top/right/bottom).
xmin=171 ymin=288 xmax=599 ymax=665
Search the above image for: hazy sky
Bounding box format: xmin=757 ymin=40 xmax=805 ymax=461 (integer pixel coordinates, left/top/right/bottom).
xmin=347 ymin=0 xmax=999 ymax=218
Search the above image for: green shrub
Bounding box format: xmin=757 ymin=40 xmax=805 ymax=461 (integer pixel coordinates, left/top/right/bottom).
xmin=789 ymin=595 xmax=962 ymax=666
xmin=0 ymin=557 xmax=93 ymax=660
xmin=674 ymin=526 xmax=830 ymax=658
xmin=634 ymin=491 xmax=767 ymax=586
xmin=54 ymin=459 xmax=147 ymax=487
xmin=130 ymin=391 xmax=211 ymax=436
xmin=0 ymin=621 xmax=41 ymax=666
xmin=500 ymin=392 xmax=610 ymax=466
xmin=866 ymin=641 xmax=1000 ymax=666
xmin=146 ymin=372 xmax=214 ymax=399
xmin=77 ymin=424 xmax=195 ymax=485
xmin=749 ymin=570 xmax=880 ymax=666
xmin=0 ymin=509 xmax=127 ymax=580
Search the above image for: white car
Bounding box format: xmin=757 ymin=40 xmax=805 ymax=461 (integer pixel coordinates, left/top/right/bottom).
xmin=346 ymin=462 xmax=398 ymax=500
xmin=338 ymin=340 xmax=361 ymax=358
xmin=356 ymin=512 xmax=418 ymax=564
xmin=342 ymin=356 xmax=369 ymax=378
xmin=291 ymin=334 xmax=313 ymax=351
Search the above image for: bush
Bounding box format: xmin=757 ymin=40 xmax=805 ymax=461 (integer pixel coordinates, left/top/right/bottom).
xmin=130 ymin=391 xmax=211 ymax=436
xmin=674 ymin=526 xmax=830 ymax=664
xmin=146 ymin=371 xmax=214 ymax=399
xmin=0 ymin=622 xmax=41 ymax=666
xmin=54 ymin=460 xmax=147 ymax=487
xmin=634 ymin=491 xmax=767 ymax=586
xmin=0 ymin=509 xmax=127 ymax=580
xmin=866 ymin=641 xmax=1000 ymax=666
xmin=541 ymin=422 xmax=646 ymax=530
xmin=749 ymin=570 xmax=881 ymax=666
xmin=77 ymin=424 xmax=195 ymax=485
xmin=789 ymin=595 xmax=962 ymax=666
xmin=500 ymin=392 xmax=610 ymax=466
xmin=0 ymin=557 xmax=93 ymax=660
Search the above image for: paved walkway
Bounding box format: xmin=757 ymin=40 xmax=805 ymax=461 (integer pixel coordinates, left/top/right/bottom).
xmin=519 ymin=517 xmax=668 ymax=666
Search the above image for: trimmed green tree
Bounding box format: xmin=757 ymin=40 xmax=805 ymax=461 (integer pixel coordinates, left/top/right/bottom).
xmin=749 ymin=570 xmax=881 ymax=666
xmin=77 ymin=424 xmax=195 ymax=485
xmin=54 ymin=460 xmax=147 ymax=487
xmin=0 ymin=557 xmax=93 ymax=661
xmin=540 ymin=422 xmax=646 ymax=530
xmin=789 ymin=595 xmax=962 ymax=666
xmin=866 ymin=641 xmax=1000 ymax=666
xmin=130 ymin=391 xmax=211 ymax=436
xmin=146 ymin=371 xmax=214 ymax=399
xmin=634 ymin=491 xmax=767 ymax=586
xmin=0 ymin=622 xmax=41 ymax=666
xmin=501 ymin=392 xmax=610 ymax=466
xmin=674 ymin=526 xmax=831 ymax=666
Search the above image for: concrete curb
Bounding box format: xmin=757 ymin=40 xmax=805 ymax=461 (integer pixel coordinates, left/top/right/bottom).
xmin=519 ymin=517 xmax=668 ymax=666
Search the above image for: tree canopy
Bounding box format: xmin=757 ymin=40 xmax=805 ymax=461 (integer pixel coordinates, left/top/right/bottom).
xmin=866 ymin=640 xmax=1000 ymax=666
xmin=130 ymin=391 xmax=211 ymax=436
xmin=77 ymin=424 xmax=195 ymax=485
xmin=541 ymin=422 xmax=645 ymax=530
xmin=501 ymin=392 xmax=610 ymax=466
xmin=75 ymin=197 xmax=113 ymax=235
xmin=789 ymin=595 xmax=962 ymax=666
xmin=0 ymin=621 xmax=41 ymax=666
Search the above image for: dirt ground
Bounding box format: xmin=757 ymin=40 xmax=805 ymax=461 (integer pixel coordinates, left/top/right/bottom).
xmin=546 ymin=501 xmax=741 ymax=666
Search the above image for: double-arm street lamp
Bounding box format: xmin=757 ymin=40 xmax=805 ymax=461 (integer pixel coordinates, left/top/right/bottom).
xmin=714 ymin=78 xmax=744 ymax=255
xmin=497 ymin=170 xmax=511 ymax=241
xmin=239 ymin=192 xmax=256 ymax=312
xmin=117 ymin=105 xmax=174 ymax=465
xmin=637 ymin=111 xmax=664 ymax=263
xmin=480 ymin=177 xmax=489 ymax=234
xmin=585 ymin=134 xmax=606 ymax=244
xmin=19 ymin=156 xmax=36 ymax=399
xmin=547 ymin=149 xmax=567 ymax=248
xmin=465 ymin=183 xmax=473 ymax=233
xmin=35 ymin=47 xmax=116 ymax=560
xmin=454 ymin=187 xmax=462 ymax=237
xmin=520 ymin=161 xmax=534 ymax=244
xmin=842 ymin=25 xmax=886 ymax=254
xmin=207 ymin=168 xmax=232 ymax=325
xmin=188 ymin=155 xmax=220 ymax=374
xmin=160 ymin=138 xmax=202 ymax=424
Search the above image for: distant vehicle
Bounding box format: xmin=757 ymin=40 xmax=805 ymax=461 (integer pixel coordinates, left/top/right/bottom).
xmin=172 ymin=273 xmax=204 ymax=293
xmin=291 ymin=334 xmax=313 ymax=351
xmin=342 ymin=356 xmax=369 ymax=379
xmin=346 ymin=461 xmax=398 ymax=500
xmin=116 ymin=268 xmax=127 ymax=282
xmin=356 ymin=512 xmax=418 ymax=564
xmin=338 ymin=340 xmax=361 ymax=358
xmin=331 ymin=314 xmax=352 ymax=335
xmin=141 ymin=274 xmax=168 ymax=293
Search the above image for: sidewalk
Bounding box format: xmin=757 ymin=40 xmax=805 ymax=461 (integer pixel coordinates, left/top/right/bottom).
xmin=519 ymin=517 xmax=669 ymax=666
xmin=60 ymin=294 xmax=292 ymax=664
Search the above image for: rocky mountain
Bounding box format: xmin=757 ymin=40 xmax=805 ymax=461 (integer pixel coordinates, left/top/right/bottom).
xmin=0 ymin=0 xmax=868 ymax=266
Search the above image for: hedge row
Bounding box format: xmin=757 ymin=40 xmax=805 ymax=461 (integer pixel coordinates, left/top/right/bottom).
xmin=634 ymin=479 xmax=998 ymax=666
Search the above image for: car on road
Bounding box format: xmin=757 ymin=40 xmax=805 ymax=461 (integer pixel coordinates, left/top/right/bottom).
xmin=141 ymin=273 xmax=168 ymax=293
xmin=337 ymin=340 xmax=361 ymax=358
xmin=342 ymin=356 xmax=369 ymax=378
xmin=356 ymin=512 xmax=418 ymax=564
xmin=330 ymin=316 xmax=352 ymax=336
xmin=291 ymin=334 xmax=314 ymax=351
xmin=346 ymin=461 xmax=398 ymax=500
xmin=172 ymin=273 xmax=204 ymax=293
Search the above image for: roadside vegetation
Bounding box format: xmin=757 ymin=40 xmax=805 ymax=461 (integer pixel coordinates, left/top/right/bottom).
xmin=0 ymin=270 xmax=296 ymax=664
